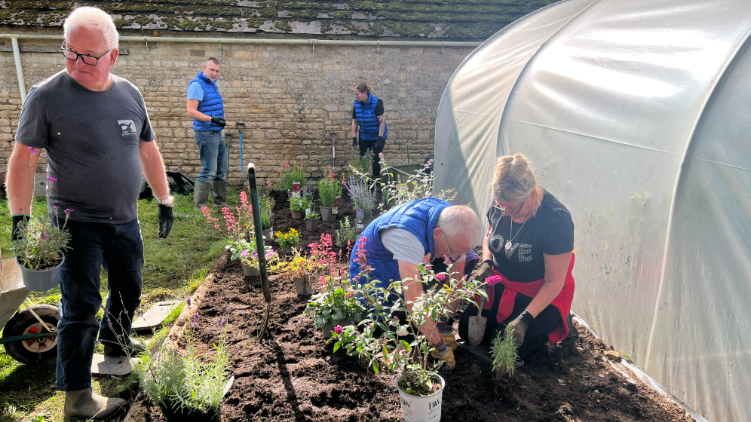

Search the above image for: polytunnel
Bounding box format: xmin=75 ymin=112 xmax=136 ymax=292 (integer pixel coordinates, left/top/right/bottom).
xmin=433 ymin=0 xmax=751 ymax=421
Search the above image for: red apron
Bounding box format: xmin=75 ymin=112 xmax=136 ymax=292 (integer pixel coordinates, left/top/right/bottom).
xmin=475 ymin=253 xmax=575 ymax=344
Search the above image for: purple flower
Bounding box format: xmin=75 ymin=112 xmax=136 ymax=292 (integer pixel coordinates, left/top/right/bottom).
xmin=28 ymin=147 xmax=37 ymax=155
xmin=53 ymin=206 xmax=59 ymax=209
xmin=226 ymin=304 xmax=232 ymax=313
xmin=241 ymin=250 xmax=249 ymax=257
xmin=334 ymin=325 xmax=343 ymax=335
xmin=186 ymin=297 xmax=191 ymax=308
xmin=486 ymin=275 xmax=503 ymax=286
xmin=436 ymin=273 xmax=446 ymax=282
xmin=47 ymin=176 xmax=57 ymax=183
xmin=220 ymin=316 xmax=227 ymax=327
xmin=40 ymin=234 xmax=49 ymax=240
xmin=64 ymin=209 xmax=73 ymax=214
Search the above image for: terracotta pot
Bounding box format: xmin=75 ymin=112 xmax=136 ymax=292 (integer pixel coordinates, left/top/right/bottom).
xmin=293 ymin=276 xmax=312 ymax=296
xmin=305 ymin=219 xmax=319 ymax=231
xmin=242 ymin=262 xmax=260 ymax=277
xmin=320 ymin=206 xmax=335 ymax=222
xmin=17 ymin=256 xmax=64 ymax=292
xmin=291 ymin=210 xmax=303 ymax=219
xmin=158 ymin=402 xmax=221 ymax=422
xmin=396 ymin=374 xmax=445 ymax=422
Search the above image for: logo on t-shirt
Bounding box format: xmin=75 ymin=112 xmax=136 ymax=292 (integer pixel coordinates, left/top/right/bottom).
xmin=118 ymin=120 xmax=137 ymax=136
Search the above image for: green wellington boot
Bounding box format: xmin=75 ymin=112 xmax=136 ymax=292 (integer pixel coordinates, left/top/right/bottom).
xmin=64 ymin=388 xmax=126 ymax=420
xmin=194 ymin=181 xmax=211 ymax=210
xmin=211 ymin=180 xmax=229 ymax=209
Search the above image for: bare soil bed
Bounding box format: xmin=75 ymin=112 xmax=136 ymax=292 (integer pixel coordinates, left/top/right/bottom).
xmin=126 ymin=253 xmax=695 ymax=422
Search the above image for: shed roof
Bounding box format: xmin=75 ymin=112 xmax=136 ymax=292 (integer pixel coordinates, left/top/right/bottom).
xmin=0 ymin=0 xmax=557 ymax=40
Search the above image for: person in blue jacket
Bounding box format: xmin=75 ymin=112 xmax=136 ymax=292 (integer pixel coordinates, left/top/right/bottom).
xmin=352 ymin=82 xmax=387 ymax=185
xmin=349 ymin=198 xmax=482 ymax=369
xmin=187 ymin=57 xmax=228 ymax=210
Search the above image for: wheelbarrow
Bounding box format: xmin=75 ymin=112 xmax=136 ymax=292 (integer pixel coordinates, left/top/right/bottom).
xmin=0 ymin=258 xmax=60 ymax=365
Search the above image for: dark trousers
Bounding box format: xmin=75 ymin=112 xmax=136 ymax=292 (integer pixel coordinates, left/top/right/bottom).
xmin=53 ymin=218 xmax=144 ymax=391
xmin=458 ymin=283 xmax=561 ymax=359
xmin=359 ymin=138 xmax=385 ymax=181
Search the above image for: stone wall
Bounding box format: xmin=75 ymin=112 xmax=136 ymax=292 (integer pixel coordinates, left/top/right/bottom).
xmin=0 ymin=36 xmax=474 ymax=184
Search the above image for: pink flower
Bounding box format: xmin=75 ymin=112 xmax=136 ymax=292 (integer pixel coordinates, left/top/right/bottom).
xmin=40 ymin=234 xmax=49 ymax=240
xmin=241 ymin=250 xmax=249 ymax=257
xmin=486 ymin=275 xmax=502 ymax=286
xmin=64 ymin=209 xmax=73 ymax=214
xmin=47 ymin=176 xmax=57 ymax=183
xmin=379 ymin=152 xmax=384 ymax=159
xmin=428 ymin=159 xmax=434 ymax=165
xmin=436 ymin=273 xmax=446 ymax=282
xmin=28 ymin=147 xmax=37 ymax=155
xmin=334 ymin=325 xmax=343 ymax=335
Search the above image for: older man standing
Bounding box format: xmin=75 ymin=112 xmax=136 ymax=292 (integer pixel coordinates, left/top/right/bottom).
xmin=186 ymin=57 xmax=228 ymax=210
xmin=7 ymin=7 xmax=173 ymax=420
xmin=349 ymin=198 xmax=482 ymax=369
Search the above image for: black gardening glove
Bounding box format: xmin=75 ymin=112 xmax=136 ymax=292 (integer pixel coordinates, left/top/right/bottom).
xmin=352 ymin=137 xmax=358 ymax=149
xmin=508 ymin=310 xmax=535 ymax=349
xmin=11 ymin=215 xmax=30 ymax=241
xmin=210 ymin=117 xmax=226 ymax=128
xmin=375 ymin=136 xmax=385 ymax=151
xmin=474 ymin=259 xmax=494 ymax=284
xmin=158 ymin=204 xmax=174 ymax=239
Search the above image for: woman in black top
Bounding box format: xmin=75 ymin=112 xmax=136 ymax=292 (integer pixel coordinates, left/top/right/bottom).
xmin=458 ymin=154 xmax=578 ymax=359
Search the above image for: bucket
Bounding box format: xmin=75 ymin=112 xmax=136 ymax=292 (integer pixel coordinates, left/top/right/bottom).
xmin=17 ymin=256 xmax=64 ymax=292
xmin=396 ymin=374 xmax=445 ymax=422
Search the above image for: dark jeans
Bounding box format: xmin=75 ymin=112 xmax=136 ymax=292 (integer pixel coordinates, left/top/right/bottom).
xmin=458 ymin=283 xmax=561 ymax=359
xmin=359 ymin=138 xmax=385 ymax=181
xmin=53 ymin=218 xmax=144 ymax=391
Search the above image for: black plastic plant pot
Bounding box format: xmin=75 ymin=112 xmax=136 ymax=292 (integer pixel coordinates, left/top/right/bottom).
xmin=158 ymin=403 xmax=221 ymax=422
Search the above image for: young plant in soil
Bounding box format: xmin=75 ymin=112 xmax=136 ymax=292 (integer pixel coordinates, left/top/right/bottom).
xmin=490 ymin=324 xmax=521 ymax=376
xmin=318 ymin=168 xmax=343 ymax=208
xmin=335 ymin=216 xmax=357 ymax=248
xmin=304 ymin=234 xmax=364 ymax=327
xmin=289 ymin=189 xmax=313 ymax=213
xmin=132 ymin=299 xmax=232 ymax=415
xmin=331 ymin=243 xmax=487 ymax=396
xmin=275 ymin=228 xmax=300 ymax=250
xmin=346 ymin=174 xmax=377 ymax=218
xmin=277 ymin=160 xmax=306 ymax=193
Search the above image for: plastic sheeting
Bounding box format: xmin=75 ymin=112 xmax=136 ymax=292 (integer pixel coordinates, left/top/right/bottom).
xmin=434 ymin=1 xmax=751 ymax=421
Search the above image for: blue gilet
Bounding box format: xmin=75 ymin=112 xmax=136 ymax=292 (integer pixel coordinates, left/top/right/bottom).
xmin=349 ymin=198 xmax=451 ymax=292
xmin=189 ymin=72 xmax=224 ymax=132
xmin=353 ymin=93 xmax=387 ymax=141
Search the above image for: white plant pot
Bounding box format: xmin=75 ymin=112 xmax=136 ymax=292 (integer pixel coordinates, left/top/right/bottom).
xmin=396 ymin=374 xmax=445 ymax=422
xmin=242 ymin=262 xmax=260 ymax=277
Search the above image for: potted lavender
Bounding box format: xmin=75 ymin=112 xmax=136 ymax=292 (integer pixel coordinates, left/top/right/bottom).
xmin=346 ymin=175 xmax=377 ymax=233
xmin=12 ymin=209 xmax=73 ymax=291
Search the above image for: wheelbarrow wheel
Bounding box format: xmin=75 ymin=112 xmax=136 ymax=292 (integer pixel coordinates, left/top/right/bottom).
xmin=2 ymin=305 xmax=60 ymax=366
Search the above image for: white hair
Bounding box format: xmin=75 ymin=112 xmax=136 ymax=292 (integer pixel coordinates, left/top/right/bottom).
xmin=437 ymin=206 xmax=482 ymax=248
xmin=63 ymin=7 xmax=119 ymax=50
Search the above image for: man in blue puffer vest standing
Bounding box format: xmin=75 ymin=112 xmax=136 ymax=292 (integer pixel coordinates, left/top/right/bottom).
xmin=349 ymin=198 xmax=482 ymax=369
xmin=187 ymin=57 xmax=228 ymax=210
xmin=352 ymin=82 xmax=387 ymax=186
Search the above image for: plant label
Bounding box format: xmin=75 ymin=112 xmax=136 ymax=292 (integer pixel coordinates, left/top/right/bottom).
xmin=292 ymin=182 xmax=301 ymax=196
xmin=305 ymin=208 xmax=311 ymax=218
xmin=332 ymin=196 xmax=341 ymax=214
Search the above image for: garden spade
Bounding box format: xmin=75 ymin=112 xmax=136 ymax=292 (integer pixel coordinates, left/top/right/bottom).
xmin=247 ymin=163 xmax=272 ymax=338
xmin=468 ymin=293 xmax=487 ymax=347
xmin=329 ymin=131 xmax=337 ymax=171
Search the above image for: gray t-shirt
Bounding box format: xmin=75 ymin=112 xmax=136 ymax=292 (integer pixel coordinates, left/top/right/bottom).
xmin=15 ymin=70 xmax=155 ymax=223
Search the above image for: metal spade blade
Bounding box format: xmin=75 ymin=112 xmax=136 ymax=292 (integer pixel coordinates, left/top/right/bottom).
xmin=467 ymin=296 xmax=487 ymax=347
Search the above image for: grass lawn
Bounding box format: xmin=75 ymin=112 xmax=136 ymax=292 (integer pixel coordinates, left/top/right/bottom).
xmin=0 ymin=191 xmax=232 ymax=422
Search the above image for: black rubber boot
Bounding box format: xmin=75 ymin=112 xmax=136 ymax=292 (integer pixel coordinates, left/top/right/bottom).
xmin=561 ymin=313 xmax=579 ymax=347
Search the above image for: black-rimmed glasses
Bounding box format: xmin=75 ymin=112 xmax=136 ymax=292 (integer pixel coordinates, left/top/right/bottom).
xmin=493 ymin=198 xmax=525 ymax=216
xmin=60 ymin=41 xmax=111 ymax=66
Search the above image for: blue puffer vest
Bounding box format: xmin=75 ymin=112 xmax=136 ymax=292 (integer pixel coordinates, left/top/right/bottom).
xmin=349 ymin=198 xmax=451 ymax=298
xmin=353 ymin=93 xmax=387 ymax=141
xmin=189 ymin=72 xmax=224 ymax=132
